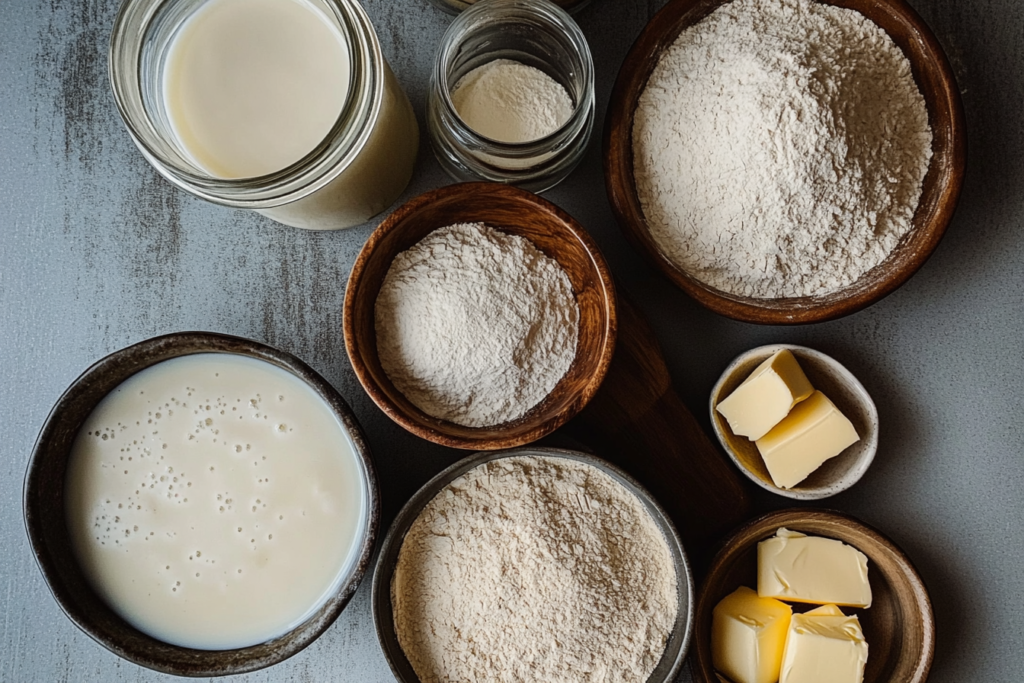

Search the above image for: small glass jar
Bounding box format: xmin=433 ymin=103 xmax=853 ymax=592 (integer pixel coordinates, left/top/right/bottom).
xmin=427 ymin=0 xmax=595 ymax=16
xmin=427 ymin=0 xmax=595 ymax=193
xmin=109 ymin=0 xmax=419 ymax=230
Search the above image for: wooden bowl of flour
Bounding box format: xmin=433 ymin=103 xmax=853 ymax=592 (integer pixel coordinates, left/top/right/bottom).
xmin=604 ymin=0 xmax=966 ymax=324
xmin=344 ymin=182 xmax=617 ymax=450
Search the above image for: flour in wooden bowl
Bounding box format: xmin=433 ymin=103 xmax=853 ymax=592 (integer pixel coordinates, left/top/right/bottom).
xmin=375 ymin=223 xmax=579 ymax=428
xmin=633 ymin=0 xmax=933 ymax=299
xmin=391 ymin=455 xmax=679 ymax=683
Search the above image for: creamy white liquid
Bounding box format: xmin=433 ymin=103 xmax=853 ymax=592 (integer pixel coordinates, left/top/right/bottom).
xmin=163 ymin=0 xmax=351 ymax=179
xmin=65 ymin=354 xmax=366 ymax=650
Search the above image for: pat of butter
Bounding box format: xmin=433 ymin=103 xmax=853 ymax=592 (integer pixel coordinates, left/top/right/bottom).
xmin=717 ymin=350 xmax=814 ymax=441
xmin=755 ymin=390 xmax=859 ymax=489
xmin=779 ymin=604 xmax=869 ymax=683
xmin=712 ymin=586 xmax=793 ymax=683
xmin=758 ymin=529 xmax=872 ymax=608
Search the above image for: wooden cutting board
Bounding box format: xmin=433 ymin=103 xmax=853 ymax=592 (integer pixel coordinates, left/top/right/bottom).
xmin=562 ymin=294 xmax=751 ymax=568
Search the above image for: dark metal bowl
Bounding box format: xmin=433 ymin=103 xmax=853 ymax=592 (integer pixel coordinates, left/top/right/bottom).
xmin=371 ymin=446 xmax=694 ymax=683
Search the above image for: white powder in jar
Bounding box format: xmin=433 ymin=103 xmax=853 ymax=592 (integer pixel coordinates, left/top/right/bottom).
xmin=633 ymin=0 xmax=933 ymax=299
xmin=392 ymin=455 xmax=679 ymax=683
xmin=452 ymin=59 xmax=574 ymax=143
xmin=374 ymin=222 xmax=579 ymax=428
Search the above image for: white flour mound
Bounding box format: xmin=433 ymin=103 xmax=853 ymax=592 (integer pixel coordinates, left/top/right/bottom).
xmin=452 ymin=59 xmax=574 ymax=143
xmin=633 ymin=0 xmax=933 ymax=299
xmin=392 ymin=455 xmax=679 ymax=683
xmin=375 ymin=223 xmax=579 ymax=428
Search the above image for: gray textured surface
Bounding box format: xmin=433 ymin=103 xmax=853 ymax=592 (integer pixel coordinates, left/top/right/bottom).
xmin=1 ymin=0 xmax=1020 ymax=681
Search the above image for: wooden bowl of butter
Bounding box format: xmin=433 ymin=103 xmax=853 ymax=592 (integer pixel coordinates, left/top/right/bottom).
xmin=710 ymin=345 xmax=878 ymax=500
xmin=692 ymin=509 xmax=934 ymax=683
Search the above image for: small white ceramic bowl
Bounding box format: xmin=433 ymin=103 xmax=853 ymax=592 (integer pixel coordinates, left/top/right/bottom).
xmin=709 ymin=344 xmax=878 ymax=500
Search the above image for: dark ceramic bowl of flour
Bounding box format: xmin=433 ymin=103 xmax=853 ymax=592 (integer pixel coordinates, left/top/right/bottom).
xmin=344 ymin=182 xmax=617 ymax=450
xmin=372 ymin=447 xmax=694 ymax=683
xmin=605 ymin=0 xmax=966 ymax=324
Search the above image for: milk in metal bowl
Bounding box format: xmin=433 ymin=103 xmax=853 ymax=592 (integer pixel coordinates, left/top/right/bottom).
xmin=64 ymin=354 xmax=367 ymax=650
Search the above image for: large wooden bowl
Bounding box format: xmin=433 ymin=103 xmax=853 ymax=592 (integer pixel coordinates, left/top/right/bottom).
xmin=344 ymin=182 xmax=617 ymax=450
xmin=605 ymin=0 xmax=966 ymax=324
xmin=692 ymin=509 xmax=934 ymax=683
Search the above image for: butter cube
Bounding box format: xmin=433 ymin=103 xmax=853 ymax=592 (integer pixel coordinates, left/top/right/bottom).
xmin=758 ymin=529 xmax=872 ymax=608
xmin=799 ymin=604 xmax=845 ymax=617
xmin=755 ymin=390 xmax=859 ymax=489
xmin=717 ymin=350 xmax=814 ymax=441
xmin=712 ymin=586 xmax=793 ymax=683
xmin=779 ymin=605 xmax=869 ymax=683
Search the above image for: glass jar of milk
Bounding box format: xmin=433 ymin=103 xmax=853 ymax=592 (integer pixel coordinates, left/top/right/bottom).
xmin=110 ymin=0 xmax=419 ymax=230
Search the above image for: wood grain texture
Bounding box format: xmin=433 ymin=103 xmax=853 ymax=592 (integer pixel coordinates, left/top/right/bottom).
xmin=344 ymin=182 xmax=618 ymax=450
xmin=691 ymin=509 xmax=934 ymax=683
xmin=604 ymin=0 xmax=967 ymax=324
xmin=566 ymin=295 xmax=751 ymax=567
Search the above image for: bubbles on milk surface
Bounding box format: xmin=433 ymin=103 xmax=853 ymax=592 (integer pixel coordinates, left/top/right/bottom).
xmin=64 ymin=354 xmax=365 ymax=650
xmin=80 ymin=384 xmax=291 ymax=567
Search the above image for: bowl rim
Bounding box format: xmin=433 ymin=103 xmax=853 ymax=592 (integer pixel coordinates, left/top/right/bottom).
xmin=603 ymin=0 xmax=967 ymax=324
xmin=22 ymin=331 xmax=381 ymax=677
xmin=343 ymin=181 xmax=618 ymax=450
xmin=691 ymin=507 xmax=936 ymax=683
xmin=370 ymin=446 xmax=695 ymax=683
xmin=708 ymin=344 xmax=879 ymax=500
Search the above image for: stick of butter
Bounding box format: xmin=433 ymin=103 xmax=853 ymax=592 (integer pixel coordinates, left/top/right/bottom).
xmin=758 ymin=529 xmax=872 ymax=608
xmin=717 ymin=350 xmax=814 ymax=441
xmin=779 ymin=604 xmax=869 ymax=683
xmin=755 ymin=390 xmax=859 ymax=489
xmin=712 ymin=586 xmax=793 ymax=683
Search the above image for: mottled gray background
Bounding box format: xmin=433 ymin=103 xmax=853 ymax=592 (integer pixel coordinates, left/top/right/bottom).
xmin=1 ymin=0 xmax=1021 ymax=681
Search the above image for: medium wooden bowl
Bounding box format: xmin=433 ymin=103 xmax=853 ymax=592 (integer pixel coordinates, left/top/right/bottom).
xmin=692 ymin=509 xmax=934 ymax=683
xmin=372 ymin=447 xmax=694 ymax=683
xmin=709 ymin=345 xmax=879 ymax=500
xmin=604 ymin=0 xmax=966 ymax=324
xmin=23 ymin=332 xmax=380 ymax=677
xmin=344 ymin=182 xmax=617 ymax=450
